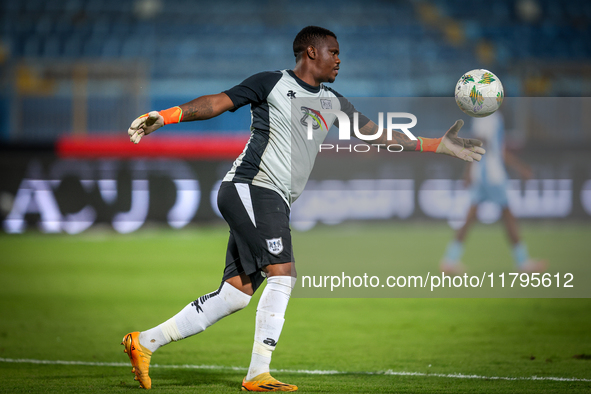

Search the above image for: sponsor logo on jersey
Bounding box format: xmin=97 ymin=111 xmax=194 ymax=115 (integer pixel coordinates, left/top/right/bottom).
xmin=266 ymin=237 xmax=283 ymax=255
xmin=287 ymin=90 xmax=296 ymax=99
xmin=300 ymin=106 xmax=328 ymax=130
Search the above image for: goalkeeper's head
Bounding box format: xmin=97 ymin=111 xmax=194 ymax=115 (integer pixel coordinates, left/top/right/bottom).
xmin=293 ymin=26 xmax=340 ymax=83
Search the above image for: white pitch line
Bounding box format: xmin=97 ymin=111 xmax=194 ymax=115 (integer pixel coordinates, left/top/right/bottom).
xmin=0 ymin=358 xmax=589 ymax=383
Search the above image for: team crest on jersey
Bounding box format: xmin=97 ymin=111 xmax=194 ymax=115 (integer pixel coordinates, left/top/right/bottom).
xmin=320 ymin=99 xmax=332 ymax=109
xmin=266 ymin=237 xmax=283 ymax=255
xmin=300 ymin=106 xmax=328 ymax=130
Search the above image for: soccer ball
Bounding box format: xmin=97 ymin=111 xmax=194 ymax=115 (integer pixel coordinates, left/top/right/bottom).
xmin=455 ymin=69 xmax=504 ymax=117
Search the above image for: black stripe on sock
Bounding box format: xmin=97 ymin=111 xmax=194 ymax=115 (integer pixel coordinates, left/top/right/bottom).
xmin=192 ymin=282 xmax=224 ymax=313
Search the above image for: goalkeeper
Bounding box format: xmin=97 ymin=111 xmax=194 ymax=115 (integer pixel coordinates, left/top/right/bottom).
xmin=122 ymin=25 xmax=485 ymax=392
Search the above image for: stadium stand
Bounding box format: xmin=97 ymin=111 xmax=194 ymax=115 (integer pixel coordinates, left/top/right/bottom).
xmin=0 ymin=0 xmax=590 ymax=141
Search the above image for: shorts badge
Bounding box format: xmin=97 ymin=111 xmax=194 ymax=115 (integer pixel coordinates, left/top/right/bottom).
xmin=266 ymin=237 xmax=283 ymax=255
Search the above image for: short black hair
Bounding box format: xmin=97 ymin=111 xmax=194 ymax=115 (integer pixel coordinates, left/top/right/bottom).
xmin=293 ymin=26 xmax=337 ymax=59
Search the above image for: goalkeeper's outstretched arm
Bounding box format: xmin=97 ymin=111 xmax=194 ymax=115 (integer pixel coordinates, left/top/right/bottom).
xmin=356 ymin=119 xmax=486 ymax=162
xmin=127 ymin=93 xmax=235 ymax=144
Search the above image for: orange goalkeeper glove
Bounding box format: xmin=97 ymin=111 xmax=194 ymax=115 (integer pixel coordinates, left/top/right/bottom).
xmin=416 ymin=120 xmax=485 ymax=162
xmin=127 ymin=106 xmax=183 ymax=144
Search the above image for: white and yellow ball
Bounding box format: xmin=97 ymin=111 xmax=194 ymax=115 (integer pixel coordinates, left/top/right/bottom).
xmin=455 ymin=69 xmax=504 ymax=117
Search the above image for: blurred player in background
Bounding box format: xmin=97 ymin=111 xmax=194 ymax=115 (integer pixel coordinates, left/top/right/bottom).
xmin=122 ymin=26 xmax=485 ymax=391
xmin=440 ymin=111 xmax=546 ymax=275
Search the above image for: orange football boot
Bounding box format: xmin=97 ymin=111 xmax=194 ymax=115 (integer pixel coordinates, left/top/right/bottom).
xmin=242 ymin=372 xmax=298 ymax=391
xmin=121 ymin=332 xmax=152 ymax=389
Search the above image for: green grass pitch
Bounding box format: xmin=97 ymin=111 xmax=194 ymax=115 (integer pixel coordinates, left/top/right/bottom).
xmin=1 ymin=222 xmax=590 ymax=393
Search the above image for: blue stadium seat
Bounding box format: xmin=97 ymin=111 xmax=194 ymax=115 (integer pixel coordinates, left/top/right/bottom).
xmin=3 ymin=0 xmax=591 ymax=113
xmin=63 ymin=36 xmax=83 ymax=57
xmin=42 ymin=35 xmax=61 ymax=58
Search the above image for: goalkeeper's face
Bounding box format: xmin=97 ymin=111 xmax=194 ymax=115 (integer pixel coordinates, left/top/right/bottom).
xmin=316 ymin=36 xmax=340 ymax=83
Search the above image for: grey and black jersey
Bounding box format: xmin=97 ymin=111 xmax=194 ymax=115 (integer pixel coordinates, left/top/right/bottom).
xmin=223 ymin=69 xmax=369 ymax=206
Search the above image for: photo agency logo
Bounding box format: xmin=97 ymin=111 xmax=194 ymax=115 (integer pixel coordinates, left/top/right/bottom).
xmin=300 ymin=103 xmax=418 ymax=153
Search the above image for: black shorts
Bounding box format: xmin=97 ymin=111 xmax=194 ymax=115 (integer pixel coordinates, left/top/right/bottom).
xmin=217 ymin=181 xmax=294 ymax=292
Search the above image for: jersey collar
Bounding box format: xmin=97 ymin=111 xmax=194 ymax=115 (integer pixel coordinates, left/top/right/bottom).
xmin=287 ymin=70 xmax=321 ymax=93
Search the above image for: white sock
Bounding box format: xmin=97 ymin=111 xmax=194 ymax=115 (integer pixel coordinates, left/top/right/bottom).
xmin=139 ymin=282 xmax=251 ymax=353
xmin=246 ymin=276 xmax=295 ymax=380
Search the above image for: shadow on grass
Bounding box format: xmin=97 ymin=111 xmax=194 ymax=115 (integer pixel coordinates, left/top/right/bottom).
xmin=118 ymin=369 xmax=247 ymax=392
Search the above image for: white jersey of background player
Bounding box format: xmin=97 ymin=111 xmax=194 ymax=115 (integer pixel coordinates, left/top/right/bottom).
xmin=470 ymin=112 xmax=508 ymax=194
xmin=441 ymin=111 xmax=546 ymax=275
